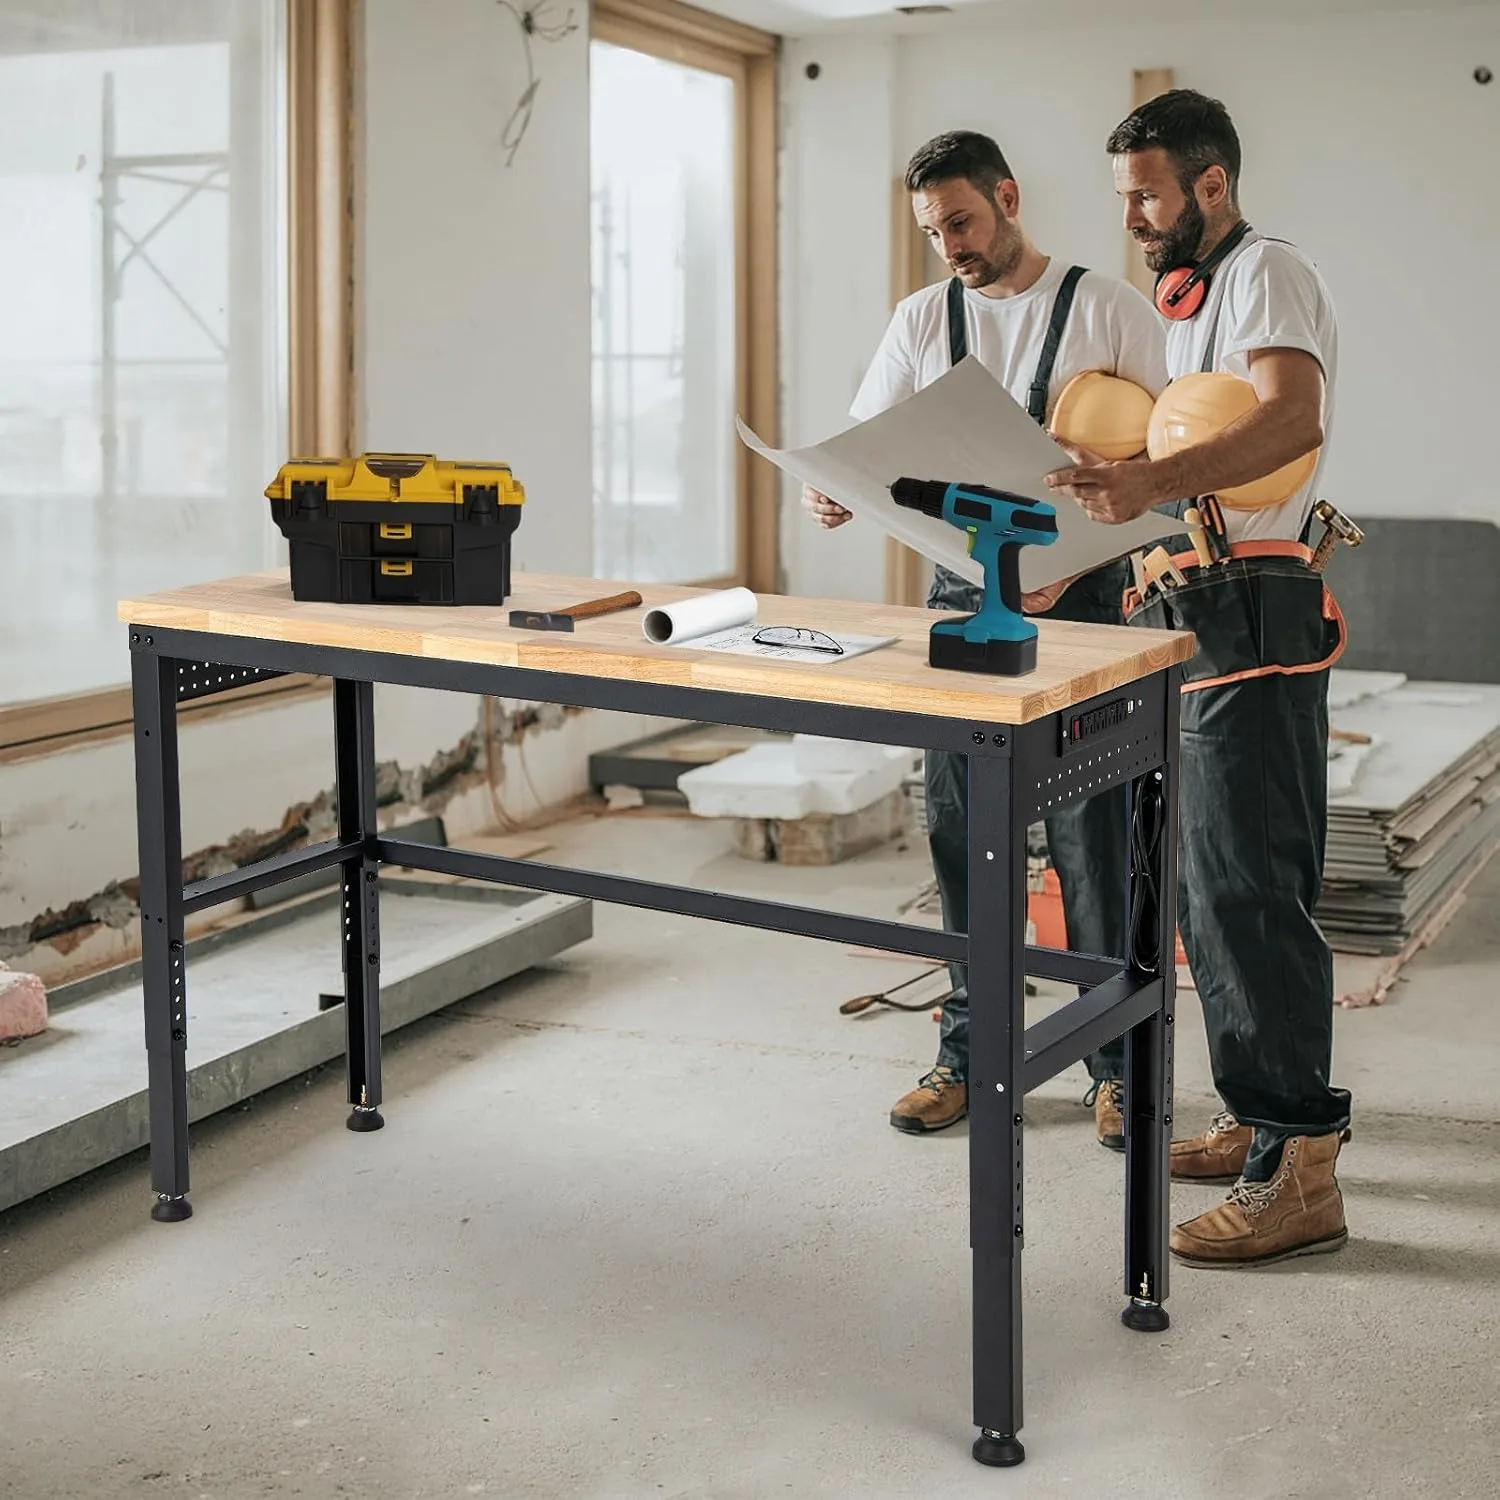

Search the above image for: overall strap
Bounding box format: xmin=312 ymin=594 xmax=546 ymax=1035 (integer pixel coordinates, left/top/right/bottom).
xmin=1201 ymin=306 xmax=1222 ymax=373
xmin=1026 ymin=265 xmax=1087 ymax=423
xmin=946 ymin=276 xmax=967 ymax=366
xmin=1197 ymin=228 xmax=1277 ymax=372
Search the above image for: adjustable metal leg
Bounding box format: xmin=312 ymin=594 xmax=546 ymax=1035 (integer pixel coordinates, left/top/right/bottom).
xmin=334 ymin=679 xmax=384 ymax=1132
xmin=967 ymin=744 xmax=1026 ymax=1467
xmin=1122 ymin=675 xmax=1180 ymax=1332
xmin=131 ymin=642 xmax=192 ymax=1222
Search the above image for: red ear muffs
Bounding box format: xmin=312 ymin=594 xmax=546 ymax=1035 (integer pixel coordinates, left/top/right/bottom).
xmin=1151 ymin=219 xmax=1253 ymax=321
xmin=1154 ymin=264 xmax=1207 ymax=320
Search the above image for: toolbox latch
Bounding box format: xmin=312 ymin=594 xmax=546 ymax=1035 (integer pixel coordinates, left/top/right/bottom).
xmin=463 ymin=483 xmax=499 ymax=523
xmin=291 ymin=478 xmax=327 ymax=517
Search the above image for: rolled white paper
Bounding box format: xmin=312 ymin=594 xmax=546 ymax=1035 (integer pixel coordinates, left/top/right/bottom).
xmin=642 ymin=587 xmax=757 ymax=646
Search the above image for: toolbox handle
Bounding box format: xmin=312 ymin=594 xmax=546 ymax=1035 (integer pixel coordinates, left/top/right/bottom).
xmin=363 ymin=455 xmax=428 ymax=481
xmin=379 ymin=560 xmax=415 ymax=577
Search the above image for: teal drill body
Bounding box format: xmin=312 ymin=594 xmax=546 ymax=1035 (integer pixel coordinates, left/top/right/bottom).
xmin=889 ymin=477 xmax=1060 ymax=676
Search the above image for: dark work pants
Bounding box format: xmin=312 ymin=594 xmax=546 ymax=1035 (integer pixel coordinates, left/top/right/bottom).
xmin=1128 ymin=553 xmax=1353 ymax=1180
xmin=925 ymin=562 xmax=1132 ymax=1084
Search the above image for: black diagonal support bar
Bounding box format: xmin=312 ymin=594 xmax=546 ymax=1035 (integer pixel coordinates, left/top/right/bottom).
xmin=182 ymin=837 xmax=363 ymax=915
xmin=375 ymin=838 xmax=967 ymax=964
xmin=1021 ymin=973 xmax=1164 ymax=1095
xmin=1021 ymin=947 xmax=1121 ymax=989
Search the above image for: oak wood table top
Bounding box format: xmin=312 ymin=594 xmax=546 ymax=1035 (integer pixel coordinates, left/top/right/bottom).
xmin=119 ymin=570 xmax=1194 ymax=726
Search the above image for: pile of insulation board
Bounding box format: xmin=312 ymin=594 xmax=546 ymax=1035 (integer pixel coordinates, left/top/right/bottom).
xmin=1319 ymin=670 xmax=1500 ymax=955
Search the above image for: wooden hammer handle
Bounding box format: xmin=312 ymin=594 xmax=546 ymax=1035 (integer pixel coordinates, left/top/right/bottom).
xmin=560 ymin=590 xmax=643 ymax=620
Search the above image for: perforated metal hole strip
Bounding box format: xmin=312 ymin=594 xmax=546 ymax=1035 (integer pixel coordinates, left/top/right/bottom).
xmin=1026 ymin=723 xmax=1163 ymax=820
xmin=176 ymin=663 xmax=287 ymax=703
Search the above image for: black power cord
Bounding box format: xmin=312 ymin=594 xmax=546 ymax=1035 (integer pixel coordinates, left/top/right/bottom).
xmin=1127 ymin=773 xmax=1166 ymax=974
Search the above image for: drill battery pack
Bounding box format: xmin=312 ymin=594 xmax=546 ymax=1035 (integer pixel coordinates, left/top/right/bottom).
xmin=266 ymin=452 xmax=524 ymax=606
xmin=929 ymin=625 xmax=1037 ymax=677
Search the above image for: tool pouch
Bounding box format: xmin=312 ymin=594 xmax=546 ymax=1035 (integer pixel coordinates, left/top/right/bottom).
xmin=927 ymin=563 xmax=983 ymax=614
xmin=1123 ymin=541 xmax=1346 ymax=694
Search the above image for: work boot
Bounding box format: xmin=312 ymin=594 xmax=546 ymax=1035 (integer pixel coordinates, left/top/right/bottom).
xmin=890 ymin=1066 xmax=967 ymax=1133
xmin=1086 ymin=1079 xmax=1125 ymax=1152
xmin=1170 ymin=1111 xmax=1253 ymax=1182
xmin=1169 ymin=1132 xmax=1348 ymax=1269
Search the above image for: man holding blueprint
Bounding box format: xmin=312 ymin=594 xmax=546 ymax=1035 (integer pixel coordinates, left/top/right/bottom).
xmin=803 ymin=130 xmax=1167 ymax=1144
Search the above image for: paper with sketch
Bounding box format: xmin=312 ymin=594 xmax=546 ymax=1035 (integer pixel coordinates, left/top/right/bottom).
xmin=640 ymin=586 xmax=894 ymax=664
xmin=737 ymin=356 xmax=1181 ymax=594
xmin=682 ymin=624 xmax=895 ymax=665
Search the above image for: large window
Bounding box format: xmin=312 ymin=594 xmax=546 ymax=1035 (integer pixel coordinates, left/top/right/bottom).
xmin=0 ymin=1 xmax=290 ymax=710
xmin=589 ymin=0 xmax=778 ymax=591
xmin=591 ymin=43 xmax=735 ymax=583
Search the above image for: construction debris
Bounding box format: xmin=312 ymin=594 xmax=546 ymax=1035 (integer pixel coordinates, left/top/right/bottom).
xmin=1319 ymin=671 xmax=1500 ymax=956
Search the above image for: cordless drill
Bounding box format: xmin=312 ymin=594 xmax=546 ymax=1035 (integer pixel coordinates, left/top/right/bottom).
xmin=890 ymin=477 xmax=1059 ymax=676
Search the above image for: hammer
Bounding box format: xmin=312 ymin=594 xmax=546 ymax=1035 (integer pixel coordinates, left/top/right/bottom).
xmin=1310 ymin=500 xmax=1363 ymax=573
xmin=508 ymin=590 xmax=642 ymax=632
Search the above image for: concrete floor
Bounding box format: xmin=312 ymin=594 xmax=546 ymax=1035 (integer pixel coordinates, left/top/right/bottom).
xmin=2 ymin=806 xmax=1497 ymax=1499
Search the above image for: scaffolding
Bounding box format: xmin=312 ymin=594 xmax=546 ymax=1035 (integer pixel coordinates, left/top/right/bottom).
xmin=98 ymin=69 xmax=229 ymax=508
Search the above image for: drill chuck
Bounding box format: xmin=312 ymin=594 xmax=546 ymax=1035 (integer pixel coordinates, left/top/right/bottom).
xmin=889 ymin=477 xmax=949 ymax=519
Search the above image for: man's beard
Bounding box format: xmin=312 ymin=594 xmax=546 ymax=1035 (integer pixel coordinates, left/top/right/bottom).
xmin=1136 ymin=196 xmax=1206 ymax=273
xmin=951 ymin=215 xmax=1024 ymax=288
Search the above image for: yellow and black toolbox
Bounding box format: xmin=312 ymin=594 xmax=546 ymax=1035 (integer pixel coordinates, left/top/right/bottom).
xmin=266 ymin=452 xmax=525 ymax=606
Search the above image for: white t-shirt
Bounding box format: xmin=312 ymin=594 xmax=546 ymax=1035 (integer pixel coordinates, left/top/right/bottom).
xmin=849 ymin=260 xmax=1168 ymax=427
xmin=1166 ymin=230 xmax=1338 ymax=543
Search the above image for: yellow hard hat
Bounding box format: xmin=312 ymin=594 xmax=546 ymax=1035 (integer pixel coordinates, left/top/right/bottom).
xmin=1146 ymin=371 xmax=1318 ymax=510
xmin=1049 ymin=370 xmax=1153 ymax=461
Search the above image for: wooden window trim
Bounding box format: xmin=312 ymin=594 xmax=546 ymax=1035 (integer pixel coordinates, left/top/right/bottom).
xmin=592 ymin=0 xmax=781 ymax=594
xmin=0 ymin=676 xmax=331 ymax=768
xmin=594 ymin=0 xmax=776 ymax=61
xmin=884 ymin=179 xmax=943 ymax=607
xmin=1124 ymin=68 xmax=1174 ymax=297
xmin=289 ymin=0 xmax=355 ymax=458
xmin=2 ymin=0 xmax=354 ymax=757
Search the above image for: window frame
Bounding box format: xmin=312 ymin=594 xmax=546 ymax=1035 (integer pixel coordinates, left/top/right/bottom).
xmin=591 ymin=0 xmax=780 ymax=595
xmin=884 ymin=178 xmax=946 ymax=607
xmin=0 ymin=0 xmax=353 ymax=759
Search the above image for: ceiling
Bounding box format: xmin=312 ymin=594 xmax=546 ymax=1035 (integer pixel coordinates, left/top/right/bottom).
xmin=700 ymin=0 xmax=1498 ymax=40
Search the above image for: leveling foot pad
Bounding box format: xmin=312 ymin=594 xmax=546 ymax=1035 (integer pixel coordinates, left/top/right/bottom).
xmin=973 ymin=1430 xmax=1025 ymax=1467
xmin=1121 ymin=1299 xmax=1171 ymax=1332
xmin=346 ymin=1105 xmax=385 ymax=1133
xmin=151 ymin=1194 xmax=192 ymax=1222
xmin=929 ymin=627 xmax=1037 ymax=677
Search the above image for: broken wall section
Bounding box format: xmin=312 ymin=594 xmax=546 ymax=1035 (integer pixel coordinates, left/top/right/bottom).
xmin=0 ymin=688 xmax=679 ymax=986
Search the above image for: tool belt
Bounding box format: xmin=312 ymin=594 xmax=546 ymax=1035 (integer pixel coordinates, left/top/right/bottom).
xmin=1123 ymin=539 xmax=1346 ymax=694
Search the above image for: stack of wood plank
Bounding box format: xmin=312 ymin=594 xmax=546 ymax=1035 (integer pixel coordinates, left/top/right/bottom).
xmin=1318 ymin=672 xmax=1500 ymax=955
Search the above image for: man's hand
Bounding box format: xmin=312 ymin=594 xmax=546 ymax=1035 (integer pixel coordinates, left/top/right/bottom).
xmin=801 ymin=484 xmax=852 ymax=530
xmin=1021 ymin=574 xmax=1078 ymax=614
xmin=1043 ymin=458 xmax=1163 ymax=525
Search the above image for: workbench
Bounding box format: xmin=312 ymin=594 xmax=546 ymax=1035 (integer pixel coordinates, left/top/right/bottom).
xmin=118 ymin=569 xmax=1195 ymax=1470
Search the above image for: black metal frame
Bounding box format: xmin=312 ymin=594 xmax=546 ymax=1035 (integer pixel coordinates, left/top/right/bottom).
xmin=126 ymin=620 xmax=1181 ymax=1467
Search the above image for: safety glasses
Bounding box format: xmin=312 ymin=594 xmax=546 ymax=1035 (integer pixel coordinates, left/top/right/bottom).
xmin=751 ymin=626 xmax=845 ymax=655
